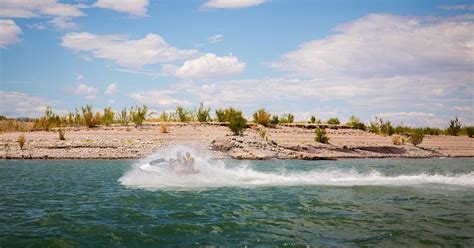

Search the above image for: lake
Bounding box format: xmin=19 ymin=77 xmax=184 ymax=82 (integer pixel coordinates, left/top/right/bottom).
xmin=1 ymin=157 xmax=473 ymax=246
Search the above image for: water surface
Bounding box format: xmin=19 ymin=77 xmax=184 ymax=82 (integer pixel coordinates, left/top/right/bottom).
xmin=1 ymin=158 xmax=473 ymax=246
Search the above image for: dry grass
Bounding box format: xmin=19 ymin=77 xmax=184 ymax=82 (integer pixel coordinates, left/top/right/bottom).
xmin=59 ymin=129 xmax=66 ymax=140
xmin=160 ymin=124 xmax=169 ymax=133
xmin=17 ymin=134 xmax=26 ymax=150
xmin=0 ymin=120 xmax=34 ymax=133
xmin=391 ymin=135 xmax=401 ymax=145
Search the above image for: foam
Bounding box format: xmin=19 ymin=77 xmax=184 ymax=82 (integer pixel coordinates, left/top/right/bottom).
xmin=118 ymin=145 xmax=474 ymax=189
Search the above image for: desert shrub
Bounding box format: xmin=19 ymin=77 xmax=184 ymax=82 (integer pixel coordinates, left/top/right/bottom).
xmin=130 ymin=105 xmax=148 ymax=127
xmin=81 ymin=105 xmax=95 ymax=128
xmin=93 ymin=112 xmax=102 ymax=126
xmin=196 ymin=103 xmax=211 ymax=122
xmin=271 ymin=115 xmax=280 ymax=125
xmin=253 ymin=108 xmax=271 ymax=127
xmin=58 ymin=128 xmax=66 ymax=140
xmin=18 ymin=134 xmax=26 ymax=150
xmin=310 ymin=115 xmax=316 ymax=124
xmin=102 ymin=107 xmax=115 ymax=127
xmin=228 ymin=108 xmax=247 ymax=135
xmin=159 ymin=111 xmax=169 ymax=122
xmin=280 ymin=113 xmax=294 ymax=124
xmin=465 ymin=126 xmax=474 ymax=138
xmin=327 ymin=118 xmax=340 ymax=125
xmin=160 ymin=124 xmax=169 ymax=133
xmin=215 ymin=109 xmax=226 ymax=122
xmin=348 ymin=116 xmax=366 ymax=130
xmin=409 ymin=129 xmax=424 ymax=146
xmin=117 ymin=108 xmax=129 ymax=125
xmin=391 ymin=135 xmax=402 ymax=145
xmin=258 ymin=129 xmax=267 ymax=139
xmin=446 ymin=116 xmax=462 ymax=136
xmin=175 ymin=106 xmax=192 ymax=122
xmin=315 ymin=128 xmax=329 ymax=144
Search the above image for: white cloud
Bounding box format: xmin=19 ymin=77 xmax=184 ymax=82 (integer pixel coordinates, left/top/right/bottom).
xmin=49 ymin=17 xmax=78 ymax=30
xmin=129 ymin=91 xmax=191 ymax=106
xmin=0 ymin=0 xmax=85 ymax=18
xmin=201 ymin=0 xmax=267 ymax=10
xmin=61 ymin=32 xmax=198 ymax=68
xmin=27 ymin=22 xmax=47 ymax=30
xmin=376 ymin=112 xmax=435 ymax=118
xmin=373 ymin=112 xmax=446 ymax=127
xmin=439 ymin=4 xmax=474 ymax=11
xmin=93 ymin=0 xmax=149 ymax=17
xmin=75 ymin=73 xmax=84 ymax=82
xmin=0 ymin=19 xmax=21 ymax=48
xmin=0 ymin=90 xmax=54 ymax=117
xmin=208 ymin=34 xmax=224 ymax=43
xmin=175 ymin=53 xmax=246 ymax=79
xmin=75 ymin=83 xmax=98 ymax=99
xmin=269 ymin=14 xmax=474 ymax=78
xmin=104 ymin=83 xmax=118 ymax=95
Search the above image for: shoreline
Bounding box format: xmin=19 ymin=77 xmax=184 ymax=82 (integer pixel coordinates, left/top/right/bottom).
xmin=1 ymin=123 xmax=473 ymax=160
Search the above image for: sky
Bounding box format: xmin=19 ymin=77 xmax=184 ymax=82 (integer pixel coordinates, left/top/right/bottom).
xmin=0 ymin=0 xmax=473 ymax=127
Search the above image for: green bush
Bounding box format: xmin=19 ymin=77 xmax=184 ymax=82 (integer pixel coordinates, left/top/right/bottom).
xmin=215 ymin=109 xmax=226 ymax=122
xmin=196 ymin=103 xmax=211 ymax=122
xmin=309 ymin=115 xmax=316 ymax=124
xmin=175 ymin=106 xmax=192 ymax=122
xmin=446 ymin=116 xmax=462 ymax=136
xmin=228 ymin=108 xmax=247 ymax=135
xmin=280 ymin=113 xmax=294 ymax=124
xmin=465 ymin=126 xmax=474 ymax=138
xmin=348 ymin=116 xmax=366 ymax=130
xmin=410 ymin=129 xmax=424 ymax=146
xmin=130 ymin=105 xmax=148 ymax=127
xmin=315 ymin=128 xmax=329 ymax=144
xmin=102 ymin=107 xmax=115 ymax=127
xmin=253 ymin=108 xmax=271 ymax=127
xmin=271 ymin=115 xmax=280 ymax=125
xmin=327 ymin=118 xmax=340 ymax=125
xmin=159 ymin=111 xmax=169 ymax=122
xmin=118 ymin=108 xmax=129 ymax=125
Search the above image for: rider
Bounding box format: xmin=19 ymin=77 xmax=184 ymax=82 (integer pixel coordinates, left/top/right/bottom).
xmin=185 ymin=152 xmax=199 ymax=174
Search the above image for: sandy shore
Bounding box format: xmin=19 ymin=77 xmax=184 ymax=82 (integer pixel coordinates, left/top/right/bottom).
xmin=1 ymin=123 xmax=473 ymax=160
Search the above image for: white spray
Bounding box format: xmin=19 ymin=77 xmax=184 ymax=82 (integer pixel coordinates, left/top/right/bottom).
xmin=118 ymin=145 xmax=474 ymax=189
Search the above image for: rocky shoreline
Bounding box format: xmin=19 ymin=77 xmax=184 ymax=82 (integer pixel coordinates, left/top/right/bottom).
xmin=1 ymin=123 xmax=473 ymax=160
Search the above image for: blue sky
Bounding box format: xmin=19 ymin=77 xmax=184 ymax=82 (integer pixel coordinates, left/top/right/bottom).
xmin=0 ymin=0 xmax=473 ymax=127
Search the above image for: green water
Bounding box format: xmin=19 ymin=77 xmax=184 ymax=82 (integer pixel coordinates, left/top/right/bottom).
xmin=1 ymin=158 xmax=473 ymax=246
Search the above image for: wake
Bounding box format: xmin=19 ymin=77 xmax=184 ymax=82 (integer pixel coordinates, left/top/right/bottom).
xmin=118 ymin=145 xmax=474 ymax=189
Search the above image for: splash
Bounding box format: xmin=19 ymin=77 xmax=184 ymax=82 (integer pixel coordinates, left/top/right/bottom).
xmin=118 ymin=145 xmax=474 ymax=189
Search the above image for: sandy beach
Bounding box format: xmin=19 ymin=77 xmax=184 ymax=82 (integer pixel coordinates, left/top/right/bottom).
xmin=1 ymin=123 xmax=472 ymax=160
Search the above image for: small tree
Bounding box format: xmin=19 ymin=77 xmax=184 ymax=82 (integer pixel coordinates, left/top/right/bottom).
xmin=466 ymin=126 xmax=474 ymax=138
xmin=327 ymin=118 xmax=340 ymax=125
xmin=228 ymin=108 xmax=247 ymax=135
xmin=196 ymin=103 xmax=211 ymax=122
xmin=446 ymin=116 xmax=462 ymax=136
xmin=102 ymin=107 xmax=115 ymax=127
xmin=310 ymin=115 xmax=316 ymax=124
xmin=410 ymin=129 xmax=424 ymax=146
xmin=18 ymin=134 xmax=26 ymax=150
xmin=253 ymin=108 xmax=271 ymax=127
xmin=315 ymin=128 xmax=329 ymax=144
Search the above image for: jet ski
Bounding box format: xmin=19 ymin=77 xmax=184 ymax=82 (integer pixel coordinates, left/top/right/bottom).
xmin=139 ymin=158 xmax=199 ymax=175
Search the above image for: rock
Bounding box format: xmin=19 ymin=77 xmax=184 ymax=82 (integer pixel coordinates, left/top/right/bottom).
xmin=211 ymin=139 xmax=234 ymax=152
